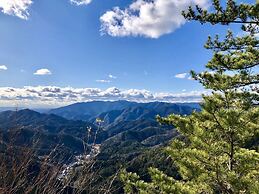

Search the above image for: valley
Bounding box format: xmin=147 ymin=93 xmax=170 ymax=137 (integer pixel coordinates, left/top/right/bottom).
xmin=0 ymin=101 xmax=199 ymax=193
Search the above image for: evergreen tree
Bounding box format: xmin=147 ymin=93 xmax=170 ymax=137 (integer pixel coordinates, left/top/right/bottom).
xmin=121 ymin=1 xmax=259 ymax=193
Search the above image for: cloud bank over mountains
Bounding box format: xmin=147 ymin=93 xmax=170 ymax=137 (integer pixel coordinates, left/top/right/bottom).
xmin=0 ymin=86 xmax=208 ymax=108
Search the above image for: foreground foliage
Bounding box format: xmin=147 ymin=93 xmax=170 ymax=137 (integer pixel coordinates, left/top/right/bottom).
xmin=122 ymin=1 xmax=259 ymax=193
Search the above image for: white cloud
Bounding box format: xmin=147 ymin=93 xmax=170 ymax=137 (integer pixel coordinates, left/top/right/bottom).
xmin=0 ymin=86 xmax=208 ymax=108
xmin=0 ymin=0 xmax=32 ymax=20
xmin=96 ymin=79 xmax=111 ymax=83
xmin=108 ymin=74 xmax=117 ymax=79
xmin=0 ymin=65 xmax=7 ymax=71
xmin=175 ymin=73 xmax=187 ymax=79
xmin=70 ymin=0 xmax=92 ymax=6
xmin=100 ymin=0 xmax=209 ymax=38
xmin=34 ymin=68 xmax=52 ymax=75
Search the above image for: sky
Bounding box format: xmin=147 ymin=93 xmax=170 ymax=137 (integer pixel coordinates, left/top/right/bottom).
xmin=0 ymin=0 xmax=255 ymax=108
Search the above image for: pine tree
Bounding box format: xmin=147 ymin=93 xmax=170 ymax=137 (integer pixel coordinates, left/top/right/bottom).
xmin=121 ymin=1 xmax=259 ymax=193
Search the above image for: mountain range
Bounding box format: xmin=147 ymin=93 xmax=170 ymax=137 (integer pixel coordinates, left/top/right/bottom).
xmin=0 ymin=100 xmax=200 ymax=192
xmin=0 ymin=101 xmax=199 ymax=159
xmin=49 ymin=101 xmax=199 ymax=126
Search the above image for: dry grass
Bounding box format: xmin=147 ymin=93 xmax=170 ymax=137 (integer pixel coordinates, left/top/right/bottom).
xmin=0 ymin=141 xmax=118 ymax=194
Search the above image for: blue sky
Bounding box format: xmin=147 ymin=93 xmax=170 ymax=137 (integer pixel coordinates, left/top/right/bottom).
xmin=0 ymin=0 xmax=255 ymax=107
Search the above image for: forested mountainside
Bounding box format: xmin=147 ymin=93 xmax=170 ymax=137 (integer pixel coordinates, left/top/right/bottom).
xmin=49 ymin=101 xmax=199 ymax=125
xmin=0 ymin=109 xmax=96 ymax=161
xmin=0 ymin=101 xmax=199 ymax=160
xmin=0 ymin=101 xmax=199 ymax=193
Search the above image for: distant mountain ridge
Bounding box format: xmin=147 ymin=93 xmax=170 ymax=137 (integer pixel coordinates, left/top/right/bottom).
xmin=0 ymin=109 xmax=94 ymax=134
xmin=49 ymin=101 xmax=200 ymax=126
xmin=0 ymin=107 xmax=50 ymax=113
xmin=49 ymin=101 xmax=137 ymax=121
